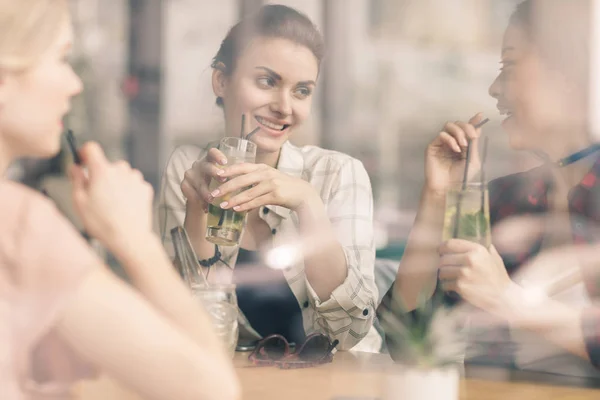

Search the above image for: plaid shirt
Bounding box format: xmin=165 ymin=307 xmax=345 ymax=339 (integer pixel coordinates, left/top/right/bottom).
xmin=157 ymin=140 xmax=378 ymax=351
xmin=489 ymin=156 xmax=600 ymax=368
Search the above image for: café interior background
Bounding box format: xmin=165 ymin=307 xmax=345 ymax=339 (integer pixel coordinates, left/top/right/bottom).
xmin=39 ymin=0 xmax=597 ymax=250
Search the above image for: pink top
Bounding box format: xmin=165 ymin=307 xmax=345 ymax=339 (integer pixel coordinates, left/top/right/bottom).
xmin=0 ymin=181 xmax=97 ymax=399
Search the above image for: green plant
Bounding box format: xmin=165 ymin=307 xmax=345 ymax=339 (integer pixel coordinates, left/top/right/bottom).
xmin=380 ymin=289 xmax=466 ymax=368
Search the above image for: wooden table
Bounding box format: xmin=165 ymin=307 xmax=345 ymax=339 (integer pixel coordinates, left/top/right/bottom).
xmin=75 ymin=351 xmax=600 ymax=400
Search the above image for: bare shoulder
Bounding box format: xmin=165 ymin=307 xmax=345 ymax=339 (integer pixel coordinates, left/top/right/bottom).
xmin=0 ymin=180 xmax=54 ymax=218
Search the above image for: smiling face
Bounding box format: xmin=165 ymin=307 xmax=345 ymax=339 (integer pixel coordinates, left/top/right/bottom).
xmin=488 ymin=22 xmax=588 ymax=153
xmin=212 ymin=37 xmax=319 ymax=156
xmin=0 ymin=16 xmax=82 ymax=160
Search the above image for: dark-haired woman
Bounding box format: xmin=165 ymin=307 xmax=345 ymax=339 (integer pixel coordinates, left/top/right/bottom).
xmin=159 ymin=5 xmax=379 ymax=351
xmin=381 ymin=0 xmax=600 ymax=376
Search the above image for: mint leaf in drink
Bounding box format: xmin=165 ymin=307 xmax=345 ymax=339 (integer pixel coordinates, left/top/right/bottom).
xmin=458 ymin=211 xmax=488 ymax=239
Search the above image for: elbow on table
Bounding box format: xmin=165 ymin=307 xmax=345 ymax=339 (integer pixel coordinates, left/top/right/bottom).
xmin=328 ymin=317 xmax=375 ymax=351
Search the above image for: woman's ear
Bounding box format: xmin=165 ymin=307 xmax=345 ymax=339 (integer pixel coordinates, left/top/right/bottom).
xmin=211 ymin=62 xmax=228 ymax=100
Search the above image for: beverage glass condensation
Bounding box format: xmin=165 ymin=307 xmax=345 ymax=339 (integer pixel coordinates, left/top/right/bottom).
xmin=442 ymin=182 xmax=491 ymax=248
xmin=191 ymin=284 xmax=239 ymax=358
xmin=205 ymin=137 xmax=257 ymax=246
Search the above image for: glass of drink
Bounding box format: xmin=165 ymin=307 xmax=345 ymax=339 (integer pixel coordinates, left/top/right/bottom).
xmin=191 ymin=284 xmax=239 ymax=358
xmin=205 ymin=137 xmax=257 ymax=246
xmin=442 ymin=182 xmax=491 ymax=248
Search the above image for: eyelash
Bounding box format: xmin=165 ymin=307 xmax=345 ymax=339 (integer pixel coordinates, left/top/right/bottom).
xmin=294 ymin=86 xmax=312 ymax=99
xmin=499 ymin=61 xmax=515 ymax=72
xmin=257 ymin=76 xmax=276 ymax=88
xmin=256 ymin=76 xmax=313 ymax=99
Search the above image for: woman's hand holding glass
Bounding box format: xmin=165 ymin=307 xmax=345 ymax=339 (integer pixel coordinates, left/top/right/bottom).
xmin=438 ymin=239 xmax=512 ymax=313
xmin=180 ymin=148 xmax=229 ymax=212
xmin=208 ymin=162 xmax=315 ymax=213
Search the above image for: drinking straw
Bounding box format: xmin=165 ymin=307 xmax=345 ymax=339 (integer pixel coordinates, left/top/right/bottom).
xmin=480 ymin=136 xmax=489 ymax=218
xmin=66 ymin=129 xmax=82 ymax=165
xmin=245 ymin=126 xmax=260 ymax=141
xmin=452 ymin=118 xmax=490 ymax=238
xmin=240 ymin=114 xmax=246 ymax=139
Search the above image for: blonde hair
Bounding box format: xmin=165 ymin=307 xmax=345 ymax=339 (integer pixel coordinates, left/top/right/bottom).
xmin=0 ymin=0 xmax=69 ymax=72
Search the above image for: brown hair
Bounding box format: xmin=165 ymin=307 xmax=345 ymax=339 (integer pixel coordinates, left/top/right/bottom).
xmin=211 ymin=4 xmax=324 ymax=107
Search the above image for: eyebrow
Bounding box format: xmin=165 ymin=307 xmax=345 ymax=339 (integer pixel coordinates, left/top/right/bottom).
xmin=255 ymin=66 xmax=316 ymax=86
xmin=501 ymin=46 xmax=515 ymax=56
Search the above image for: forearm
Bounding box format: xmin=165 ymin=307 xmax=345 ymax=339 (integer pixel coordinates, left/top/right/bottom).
xmin=106 ymin=232 xmax=224 ymax=354
xmin=296 ymin=192 xmax=348 ymax=300
xmin=494 ymin=283 xmax=589 ymax=360
xmin=393 ymin=188 xmax=446 ymax=310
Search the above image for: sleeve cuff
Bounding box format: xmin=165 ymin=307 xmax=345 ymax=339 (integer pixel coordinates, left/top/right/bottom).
xmin=305 ymin=247 xmax=375 ymax=320
xmin=305 ymin=271 xmax=373 ymax=320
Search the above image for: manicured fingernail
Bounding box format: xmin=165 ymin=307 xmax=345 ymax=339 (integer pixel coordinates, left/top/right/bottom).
xmin=219 ymin=176 xmax=227 ymax=182
xmin=217 ymin=169 xmax=225 ymax=175
xmin=220 ymin=201 xmax=228 ymax=208
xmin=220 ymin=158 xmax=227 ymax=165
xmin=233 ymin=206 xmax=241 ymax=211
xmin=461 ymin=138 xmax=468 ymax=147
xmin=211 ymin=190 xmax=220 ymax=197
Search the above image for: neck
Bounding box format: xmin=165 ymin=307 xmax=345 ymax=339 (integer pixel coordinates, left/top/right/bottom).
xmin=549 ymin=156 xmax=596 ymax=190
xmin=0 ymin=142 xmax=12 ymax=177
xmin=256 ymin=149 xmax=281 ymax=169
xmin=540 ymin=130 xmax=597 ymax=189
xmin=541 ymin=128 xmax=592 ymax=162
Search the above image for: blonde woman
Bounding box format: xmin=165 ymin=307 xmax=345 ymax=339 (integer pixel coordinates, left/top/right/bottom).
xmin=0 ymin=1 xmax=238 ymax=399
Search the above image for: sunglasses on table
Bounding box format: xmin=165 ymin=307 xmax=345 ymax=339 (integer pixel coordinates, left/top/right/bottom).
xmin=248 ymin=333 xmax=339 ymax=369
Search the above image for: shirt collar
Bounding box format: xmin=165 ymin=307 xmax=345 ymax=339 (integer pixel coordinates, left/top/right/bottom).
xmin=264 ymin=141 xmax=304 ymax=220
xmin=524 ymin=154 xmax=600 ymax=211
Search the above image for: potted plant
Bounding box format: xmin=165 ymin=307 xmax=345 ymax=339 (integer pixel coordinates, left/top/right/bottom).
xmin=378 ymin=290 xmax=466 ymax=400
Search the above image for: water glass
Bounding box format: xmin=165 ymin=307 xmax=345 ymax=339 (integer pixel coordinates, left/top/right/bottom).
xmin=205 ymin=137 xmax=257 ymax=246
xmin=442 ymin=182 xmax=491 ymax=248
xmin=191 ymin=284 xmax=239 ymax=358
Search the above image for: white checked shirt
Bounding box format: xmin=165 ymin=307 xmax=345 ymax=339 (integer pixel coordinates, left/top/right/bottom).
xmin=158 ymin=140 xmax=379 ymax=351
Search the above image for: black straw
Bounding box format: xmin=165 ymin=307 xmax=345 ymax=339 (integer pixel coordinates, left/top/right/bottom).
xmin=245 ymin=127 xmax=260 ymax=141
xmin=66 ymin=129 xmax=82 ymax=165
xmin=240 ymin=114 xmax=246 ymax=139
xmin=480 ymin=136 xmax=489 ymax=217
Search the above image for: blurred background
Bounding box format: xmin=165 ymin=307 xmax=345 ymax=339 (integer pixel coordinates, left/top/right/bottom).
xmin=23 ymin=0 xmax=589 ymax=254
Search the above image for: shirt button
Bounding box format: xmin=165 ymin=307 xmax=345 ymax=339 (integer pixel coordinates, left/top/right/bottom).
xmin=303 ymin=301 xmax=309 ymax=308
xmin=271 ymin=229 xmax=277 ymax=235
xmin=263 ymin=207 xmax=269 ymax=215
xmin=362 ymin=308 xmax=369 ymax=316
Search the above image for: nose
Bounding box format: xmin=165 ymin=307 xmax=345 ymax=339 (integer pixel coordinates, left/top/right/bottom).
xmin=270 ymin=90 xmax=292 ymax=117
xmin=488 ymin=73 xmax=502 ymax=100
xmin=68 ymin=66 xmax=83 ymax=97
